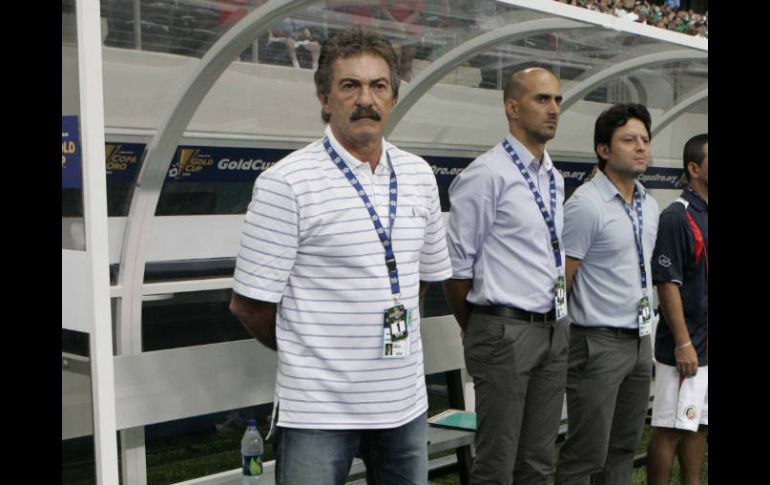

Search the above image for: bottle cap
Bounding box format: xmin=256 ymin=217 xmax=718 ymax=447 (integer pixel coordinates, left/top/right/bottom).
xmin=247 ymin=419 xmax=257 ymax=427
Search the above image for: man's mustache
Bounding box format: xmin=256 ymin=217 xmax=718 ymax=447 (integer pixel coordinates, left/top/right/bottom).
xmin=350 ymin=106 xmax=381 ymax=122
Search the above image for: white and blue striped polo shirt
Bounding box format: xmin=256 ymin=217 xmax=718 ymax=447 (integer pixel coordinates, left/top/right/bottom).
xmin=233 ymin=126 xmax=452 ymax=430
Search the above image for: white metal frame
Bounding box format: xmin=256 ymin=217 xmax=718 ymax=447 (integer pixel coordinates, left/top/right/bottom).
xmin=386 ymin=18 xmax=591 ymax=134
xmin=561 ymin=49 xmax=708 ymax=111
xmin=652 ymin=87 xmax=708 ymax=137
xmin=117 ymin=0 xmax=317 ymax=359
xmin=72 ymin=0 xmax=119 ymax=483
xmin=113 ymin=2 xmax=316 ymax=483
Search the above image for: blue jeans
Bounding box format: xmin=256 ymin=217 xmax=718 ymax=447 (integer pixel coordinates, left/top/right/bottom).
xmin=273 ymin=413 xmax=428 ymax=485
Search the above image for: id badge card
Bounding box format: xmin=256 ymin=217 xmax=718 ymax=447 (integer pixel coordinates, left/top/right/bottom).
xmin=638 ymin=293 xmax=652 ymax=337
xmin=554 ymin=273 xmax=567 ymax=320
xmin=383 ymin=305 xmax=412 ymax=359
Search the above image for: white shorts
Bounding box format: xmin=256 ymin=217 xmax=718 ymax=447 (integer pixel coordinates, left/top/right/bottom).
xmin=651 ymin=362 xmax=708 ymax=432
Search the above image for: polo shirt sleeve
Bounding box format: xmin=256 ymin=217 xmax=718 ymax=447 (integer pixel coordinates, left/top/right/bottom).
xmin=232 ymin=170 xmax=299 ymax=303
xmin=445 ymin=163 xmax=498 ymax=279
xmin=562 ymin=191 xmax=601 ymax=260
xmin=419 ymin=177 xmax=453 ymax=281
xmin=652 ymin=209 xmax=689 ymax=286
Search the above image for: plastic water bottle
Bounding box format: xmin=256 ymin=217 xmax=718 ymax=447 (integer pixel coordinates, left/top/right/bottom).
xmin=241 ymin=419 xmax=264 ymax=484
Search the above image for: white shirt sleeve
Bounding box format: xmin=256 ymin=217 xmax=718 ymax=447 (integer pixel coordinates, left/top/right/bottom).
xmin=232 ymin=170 xmax=299 ymax=303
xmin=563 ymin=191 xmax=601 ymax=261
xmin=446 ymin=163 xmax=499 ymax=279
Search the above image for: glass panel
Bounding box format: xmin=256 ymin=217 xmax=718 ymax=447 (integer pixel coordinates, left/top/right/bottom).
xmin=103 ymin=0 xmax=137 ymax=49
xmin=62 ymin=436 xmax=98 ymax=485
xmin=62 ymin=1 xmax=85 ymax=251
xmin=62 ymin=329 xmax=98 ymax=485
xmin=140 ymin=285 xmax=449 ymax=350
xmin=142 ymin=289 xmax=249 ymax=351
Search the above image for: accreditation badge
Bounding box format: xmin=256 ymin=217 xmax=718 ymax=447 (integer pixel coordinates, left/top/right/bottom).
xmin=383 ymin=305 xmax=412 ymax=359
xmin=638 ymin=293 xmax=652 ymax=337
xmin=554 ymin=273 xmax=567 ymax=320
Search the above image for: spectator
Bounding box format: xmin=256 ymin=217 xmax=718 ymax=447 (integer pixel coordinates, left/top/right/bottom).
xmin=553 ymin=0 xmax=709 ymax=37
xmin=267 ymin=20 xmax=322 ymax=69
xmin=325 ymin=0 xmax=379 ymax=29
xmin=217 ymin=0 xmax=262 ymax=62
xmin=379 ymin=0 xmax=425 ymax=82
xmin=695 ymin=21 xmax=707 ymax=38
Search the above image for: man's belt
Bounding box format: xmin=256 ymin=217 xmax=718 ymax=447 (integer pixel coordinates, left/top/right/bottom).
xmin=473 ymin=304 xmax=557 ymax=323
xmin=571 ymin=324 xmax=639 ymax=337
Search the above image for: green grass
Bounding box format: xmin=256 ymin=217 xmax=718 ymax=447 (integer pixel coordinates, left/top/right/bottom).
xmin=62 ymin=424 xmax=707 ymax=485
xmin=426 ymin=424 xmax=708 ymax=485
xmin=63 ymin=387 xmax=706 ymax=485
xmin=146 ymin=421 xmax=276 ymax=485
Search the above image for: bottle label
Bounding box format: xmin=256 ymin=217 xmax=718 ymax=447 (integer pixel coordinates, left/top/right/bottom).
xmin=242 ymin=454 xmax=263 ymax=476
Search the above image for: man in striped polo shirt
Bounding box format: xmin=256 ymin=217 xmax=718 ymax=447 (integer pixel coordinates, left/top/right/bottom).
xmin=230 ymin=28 xmax=452 ymax=485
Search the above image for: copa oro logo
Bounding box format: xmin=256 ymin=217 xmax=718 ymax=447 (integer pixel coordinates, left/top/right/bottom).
xmin=104 ymin=144 xmax=139 ymax=172
xmin=105 ymin=144 xmax=119 ymax=162
xmin=169 ymin=148 xmax=214 ymax=179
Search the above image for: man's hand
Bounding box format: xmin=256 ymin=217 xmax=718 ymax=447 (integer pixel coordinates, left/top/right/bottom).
xmin=674 ymin=342 xmax=699 ymax=378
xmin=229 ymin=293 xmax=278 ymax=351
xmin=443 ymin=279 xmax=473 ymax=332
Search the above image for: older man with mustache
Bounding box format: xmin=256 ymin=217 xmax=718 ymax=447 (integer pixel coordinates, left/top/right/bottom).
xmin=230 ymin=28 xmax=452 ymax=485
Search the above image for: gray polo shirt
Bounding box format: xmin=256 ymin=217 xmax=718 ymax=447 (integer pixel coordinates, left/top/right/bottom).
xmin=563 ymin=170 xmax=659 ymax=329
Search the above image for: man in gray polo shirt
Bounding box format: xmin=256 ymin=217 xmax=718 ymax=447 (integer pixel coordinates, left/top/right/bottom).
xmin=555 ymin=103 xmax=659 ymax=485
xmin=445 ymin=67 xmax=569 ymax=485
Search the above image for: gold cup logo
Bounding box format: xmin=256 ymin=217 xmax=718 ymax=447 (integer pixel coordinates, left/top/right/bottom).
xmin=173 ymin=148 xmax=199 ymax=179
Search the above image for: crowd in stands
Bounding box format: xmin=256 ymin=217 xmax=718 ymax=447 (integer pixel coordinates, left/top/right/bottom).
xmin=94 ymin=0 xmax=706 ymax=74
xmin=556 ymin=0 xmax=708 ymax=38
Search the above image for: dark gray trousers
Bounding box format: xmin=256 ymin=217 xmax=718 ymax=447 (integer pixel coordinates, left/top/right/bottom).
xmin=555 ymin=326 xmax=652 ymax=485
xmin=464 ymin=311 xmax=569 ymax=485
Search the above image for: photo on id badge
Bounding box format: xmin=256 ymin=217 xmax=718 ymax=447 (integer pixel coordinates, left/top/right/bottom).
xmin=383 ymin=305 xmax=412 ymax=358
xmin=638 ymin=294 xmax=652 ymax=336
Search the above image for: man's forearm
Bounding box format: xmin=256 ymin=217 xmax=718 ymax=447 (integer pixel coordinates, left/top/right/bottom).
xmin=657 ymin=282 xmax=690 ymax=346
xmin=443 ymin=279 xmax=473 ymax=331
xmin=229 ymin=293 xmax=278 ymax=351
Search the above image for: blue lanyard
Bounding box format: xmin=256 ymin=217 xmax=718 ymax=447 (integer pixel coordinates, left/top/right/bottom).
xmin=618 ymin=187 xmax=647 ymax=291
xmin=502 ymin=139 xmax=562 ymax=268
xmin=323 ymin=137 xmax=401 ymax=300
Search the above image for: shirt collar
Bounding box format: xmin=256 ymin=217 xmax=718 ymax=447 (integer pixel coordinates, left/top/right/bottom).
xmin=592 ymin=169 xmax=648 ymax=203
xmin=683 ymin=186 xmax=708 ymax=211
xmin=505 ymin=133 xmax=554 ymax=173
xmin=324 ymin=125 xmax=390 ymax=172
